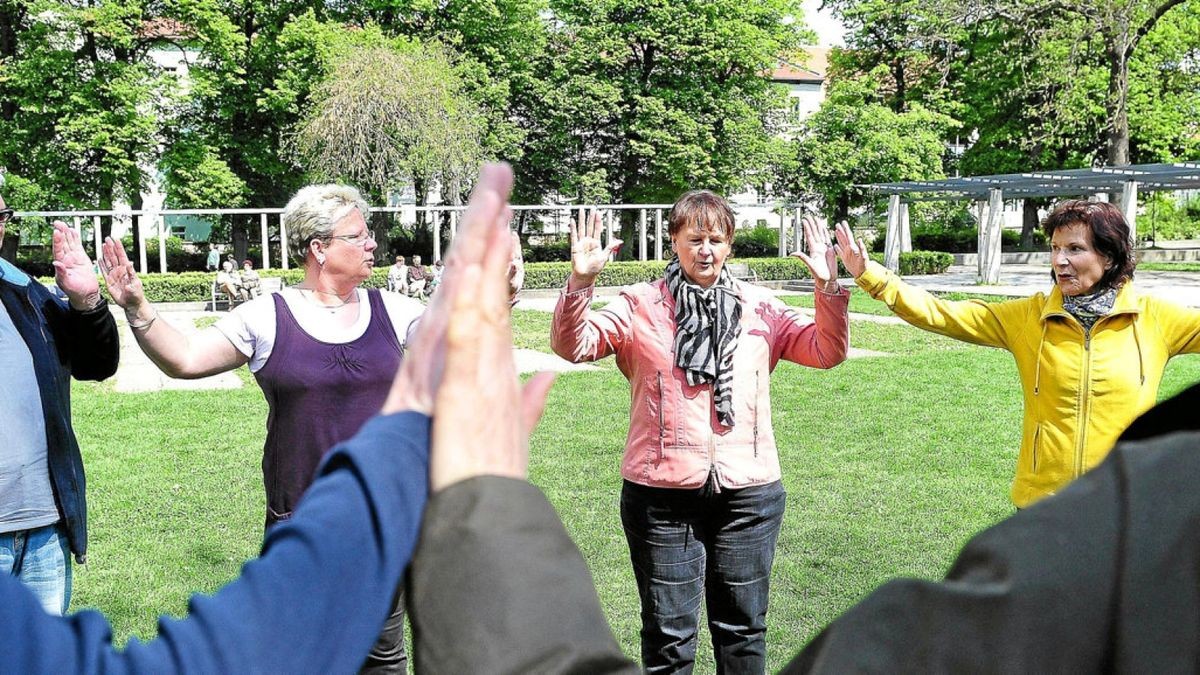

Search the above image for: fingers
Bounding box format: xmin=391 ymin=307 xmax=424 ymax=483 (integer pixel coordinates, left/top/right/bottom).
xmin=604 ymin=237 xmax=623 ymax=257
xmin=589 ymin=210 xmax=601 ymax=241
xmin=519 ymin=371 xmax=557 ymax=439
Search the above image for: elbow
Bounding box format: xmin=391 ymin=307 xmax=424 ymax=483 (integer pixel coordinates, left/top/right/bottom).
xmin=817 ymin=339 xmax=850 ymax=369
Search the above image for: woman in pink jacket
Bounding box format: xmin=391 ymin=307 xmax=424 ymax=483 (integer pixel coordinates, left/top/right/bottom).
xmin=551 ymin=190 xmax=850 ymax=673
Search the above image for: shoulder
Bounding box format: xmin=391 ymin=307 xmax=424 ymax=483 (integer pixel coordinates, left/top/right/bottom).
xmin=379 ymin=288 xmax=425 ymax=327
xmin=226 ymin=293 xmax=279 ymax=333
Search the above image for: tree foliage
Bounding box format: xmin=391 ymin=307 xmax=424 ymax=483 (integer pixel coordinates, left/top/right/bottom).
xmin=290 ymin=43 xmax=485 ymax=201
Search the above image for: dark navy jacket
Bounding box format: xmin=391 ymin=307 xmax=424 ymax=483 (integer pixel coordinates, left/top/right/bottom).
xmin=2 ymin=412 xmax=429 ymax=673
xmin=0 ymin=258 xmax=118 ymax=562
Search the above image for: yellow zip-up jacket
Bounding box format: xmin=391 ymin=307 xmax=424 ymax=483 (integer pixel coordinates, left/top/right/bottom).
xmin=856 ymin=261 xmax=1200 ymax=507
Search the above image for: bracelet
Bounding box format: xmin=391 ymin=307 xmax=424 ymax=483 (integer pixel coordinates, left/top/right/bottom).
xmin=127 ymin=307 xmax=158 ymax=331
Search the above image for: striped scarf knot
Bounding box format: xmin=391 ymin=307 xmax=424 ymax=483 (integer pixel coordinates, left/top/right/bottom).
xmin=665 ymin=258 xmax=741 ymax=427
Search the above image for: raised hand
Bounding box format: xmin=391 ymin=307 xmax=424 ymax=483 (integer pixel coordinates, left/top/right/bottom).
xmin=382 ymin=163 xmax=556 ymax=491
xmin=568 ymin=210 xmax=621 ymax=291
xmin=99 ymin=236 xmax=147 ymax=310
xmin=833 ymin=221 xmax=870 ymax=279
xmin=51 ymin=221 xmax=101 ymax=310
xmin=790 ymin=215 xmax=837 ymax=287
xmin=507 ymin=231 xmax=525 ymax=302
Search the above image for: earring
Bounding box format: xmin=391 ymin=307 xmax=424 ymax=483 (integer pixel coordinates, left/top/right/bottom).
xmin=317 ymin=254 xmax=326 ymax=266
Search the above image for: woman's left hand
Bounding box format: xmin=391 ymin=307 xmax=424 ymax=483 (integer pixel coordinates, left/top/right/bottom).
xmin=51 ymin=220 xmax=102 ymax=311
xmin=790 ymin=215 xmax=837 ymax=287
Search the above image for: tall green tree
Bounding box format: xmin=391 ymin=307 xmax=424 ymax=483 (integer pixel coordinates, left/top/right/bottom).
xmin=517 ymin=0 xmax=811 ymax=220
xmin=785 ymin=70 xmax=959 ymax=221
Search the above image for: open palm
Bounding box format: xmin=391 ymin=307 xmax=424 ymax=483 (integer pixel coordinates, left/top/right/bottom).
xmin=51 ymin=221 xmax=100 ymax=305
xmin=570 ymin=211 xmax=621 ymax=283
xmin=790 ymin=215 xmax=837 ymax=284
xmin=99 ymin=236 xmax=147 ymax=309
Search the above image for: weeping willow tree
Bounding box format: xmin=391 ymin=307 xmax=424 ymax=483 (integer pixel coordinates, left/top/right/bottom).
xmin=290 ymin=41 xmax=486 ymax=253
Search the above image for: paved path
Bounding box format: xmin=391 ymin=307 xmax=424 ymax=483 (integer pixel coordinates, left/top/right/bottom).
xmin=109 ymin=262 xmax=1200 ymax=392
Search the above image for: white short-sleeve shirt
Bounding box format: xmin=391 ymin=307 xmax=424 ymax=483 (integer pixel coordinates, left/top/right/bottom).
xmin=215 ymin=288 xmax=425 ymax=372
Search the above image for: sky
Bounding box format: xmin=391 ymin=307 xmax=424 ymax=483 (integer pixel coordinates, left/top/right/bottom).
xmin=802 ymin=0 xmax=846 ymax=47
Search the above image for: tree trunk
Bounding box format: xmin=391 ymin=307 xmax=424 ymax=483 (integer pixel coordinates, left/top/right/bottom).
xmin=835 ymin=192 xmax=850 ymax=224
xmin=129 ymin=190 xmax=144 ymax=267
xmin=0 ymin=229 xmax=18 ymax=263
xmin=1020 ymin=199 xmax=1041 ymax=249
xmin=1105 ymin=44 xmax=1131 ymax=166
xmin=232 ymin=215 xmax=249 ymax=265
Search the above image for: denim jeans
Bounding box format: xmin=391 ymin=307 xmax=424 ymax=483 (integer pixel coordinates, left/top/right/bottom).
xmin=0 ymin=522 xmax=72 ymax=615
xmin=621 ymin=478 xmax=786 ymax=675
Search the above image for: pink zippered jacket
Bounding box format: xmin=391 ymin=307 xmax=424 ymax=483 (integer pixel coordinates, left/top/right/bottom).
xmin=551 ymin=279 xmax=850 ymax=490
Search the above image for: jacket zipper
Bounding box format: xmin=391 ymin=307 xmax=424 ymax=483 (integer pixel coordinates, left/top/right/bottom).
xmin=1031 ymin=425 xmax=1040 ymax=473
xmin=656 ymin=371 xmax=665 ymax=462
xmin=1075 ymin=329 xmax=1092 ymax=477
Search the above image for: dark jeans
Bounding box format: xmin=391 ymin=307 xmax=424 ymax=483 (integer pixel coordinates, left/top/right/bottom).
xmin=360 ymin=583 xmax=407 ymax=674
xmin=621 ymin=478 xmax=786 ymax=675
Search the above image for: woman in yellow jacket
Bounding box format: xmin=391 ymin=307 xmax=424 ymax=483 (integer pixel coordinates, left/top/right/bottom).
xmin=835 ymin=200 xmax=1200 ymax=507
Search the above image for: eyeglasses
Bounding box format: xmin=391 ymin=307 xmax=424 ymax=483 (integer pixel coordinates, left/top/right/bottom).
xmin=0 ymin=209 xmax=14 ymax=225
xmin=325 ymin=230 xmax=375 ymax=247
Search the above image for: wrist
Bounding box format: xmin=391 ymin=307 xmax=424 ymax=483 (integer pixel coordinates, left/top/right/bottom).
xmin=567 ymin=273 xmax=596 ymax=293
xmin=818 ymin=278 xmax=840 ymax=293
xmin=69 ymin=291 xmax=104 ymax=312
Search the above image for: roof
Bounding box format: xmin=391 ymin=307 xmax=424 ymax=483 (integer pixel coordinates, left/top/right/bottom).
xmin=137 ymin=18 xmax=193 ymax=40
xmin=862 ymin=162 xmax=1200 ymax=201
xmin=772 ymin=47 xmax=829 ymax=84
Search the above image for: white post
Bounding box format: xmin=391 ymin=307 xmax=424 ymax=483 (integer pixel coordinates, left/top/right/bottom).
xmin=777 ymin=207 xmax=787 ymax=257
xmin=450 ymin=210 xmax=458 ymax=241
xmin=279 ymin=214 xmax=289 ymax=270
xmin=433 ymin=210 xmax=442 ymax=262
xmin=981 ymin=188 xmax=1003 ymax=284
xmin=654 ymin=210 xmax=663 ymax=260
xmin=260 ymin=213 xmax=270 ymax=269
xmin=899 ymin=202 xmax=912 ymax=252
xmin=137 ymin=214 xmax=148 ymax=274
xmin=884 ymin=194 xmax=902 ymax=272
xmin=1120 ymin=180 xmax=1138 ymax=245
xmin=158 ymin=215 xmax=167 ymax=273
xmin=606 ymin=210 xmax=615 ymax=261
xmin=791 ymin=209 xmax=802 ymax=254
xmin=71 ymin=216 xmax=82 ymax=237
xmin=638 ymin=209 xmax=647 ymax=261
xmin=92 ymin=216 xmax=102 ymax=258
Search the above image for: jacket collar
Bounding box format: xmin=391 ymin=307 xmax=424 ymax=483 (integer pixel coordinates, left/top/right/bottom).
xmin=1039 ymin=282 xmax=1139 ymax=323
xmin=0 ymin=257 xmax=31 ymax=287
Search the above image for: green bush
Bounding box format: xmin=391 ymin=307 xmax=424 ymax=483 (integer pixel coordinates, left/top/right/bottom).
xmin=523 ymin=239 xmax=571 ymax=262
xmin=1144 ymin=194 xmax=1200 ymax=241
xmin=733 ymin=226 xmax=779 ymax=258
xmin=870 ymin=228 xmax=1045 ymax=253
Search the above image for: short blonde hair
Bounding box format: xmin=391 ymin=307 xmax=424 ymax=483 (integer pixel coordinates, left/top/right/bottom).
xmin=284 ymin=184 xmax=370 ymax=256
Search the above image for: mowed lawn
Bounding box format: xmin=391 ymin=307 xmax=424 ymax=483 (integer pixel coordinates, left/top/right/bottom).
xmin=69 ymin=302 xmax=1200 ymax=672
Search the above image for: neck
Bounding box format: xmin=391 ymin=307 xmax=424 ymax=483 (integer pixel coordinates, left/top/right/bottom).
xmin=301 ymin=267 xmax=359 ymax=302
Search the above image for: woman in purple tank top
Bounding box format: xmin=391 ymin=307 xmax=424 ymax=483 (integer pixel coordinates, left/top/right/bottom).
xmin=98 ymin=184 xmax=525 ymax=674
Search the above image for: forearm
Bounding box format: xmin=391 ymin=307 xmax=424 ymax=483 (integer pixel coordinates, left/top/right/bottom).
xmin=854 ymin=261 xmax=1008 ymax=347
xmin=65 ymin=301 xmax=120 ymax=381
xmin=779 ymin=287 xmax=850 ymax=368
xmin=6 ymin=412 xmax=431 ymax=673
xmin=550 ymin=283 xmax=620 ymax=362
xmin=411 ymin=477 xmax=636 ymax=674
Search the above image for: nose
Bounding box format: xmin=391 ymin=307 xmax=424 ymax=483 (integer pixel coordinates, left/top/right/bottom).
xmin=365 ymin=234 xmax=378 ymax=252
xmin=1052 ymin=249 xmax=1069 ymax=267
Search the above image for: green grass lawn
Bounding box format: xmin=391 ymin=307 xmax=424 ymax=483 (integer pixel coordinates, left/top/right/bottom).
xmin=1138 ymin=261 xmax=1200 ymax=272
xmin=68 ymin=308 xmax=1200 ymax=672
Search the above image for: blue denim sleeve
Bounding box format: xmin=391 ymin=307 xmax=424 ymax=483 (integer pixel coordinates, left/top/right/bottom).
xmin=0 ymin=411 xmax=430 ymax=674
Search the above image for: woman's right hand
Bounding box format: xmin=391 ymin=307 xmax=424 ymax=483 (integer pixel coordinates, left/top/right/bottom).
xmin=568 ymin=210 xmax=621 ymax=292
xmin=99 ymin=236 xmax=148 ymax=310
xmin=833 ymin=221 xmax=870 ymax=279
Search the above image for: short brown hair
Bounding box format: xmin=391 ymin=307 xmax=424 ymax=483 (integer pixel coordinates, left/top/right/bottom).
xmin=668 ymin=190 xmax=736 ymax=240
xmin=1041 ymin=199 xmax=1136 ymax=290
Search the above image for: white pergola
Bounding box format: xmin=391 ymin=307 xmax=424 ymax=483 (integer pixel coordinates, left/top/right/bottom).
xmin=863 ymin=162 xmax=1200 ymax=283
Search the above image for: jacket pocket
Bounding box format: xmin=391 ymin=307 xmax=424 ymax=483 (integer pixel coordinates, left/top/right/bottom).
xmin=1031 ymin=425 xmax=1042 ymax=474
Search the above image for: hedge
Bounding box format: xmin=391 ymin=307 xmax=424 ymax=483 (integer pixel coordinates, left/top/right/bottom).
xmin=39 ymin=252 xmax=953 ymax=303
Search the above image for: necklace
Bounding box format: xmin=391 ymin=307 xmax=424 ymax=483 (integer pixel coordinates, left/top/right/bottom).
xmin=294 ymin=285 xmax=357 ymax=312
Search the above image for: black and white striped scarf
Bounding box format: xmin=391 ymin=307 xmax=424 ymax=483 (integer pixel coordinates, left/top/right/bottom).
xmin=665 ymin=258 xmax=742 ymax=427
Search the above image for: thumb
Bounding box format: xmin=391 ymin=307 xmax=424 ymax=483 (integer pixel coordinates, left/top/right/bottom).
xmin=605 ymin=238 xmax=623 ymax=255
xmin=520 ymin=371 xmax=558 ymax=439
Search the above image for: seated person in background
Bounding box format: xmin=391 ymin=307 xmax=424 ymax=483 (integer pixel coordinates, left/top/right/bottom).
xmin=0 ymin=163 xmax=573 ymax=674
xmin=406 ymin=255 xmax=429 ymax=298
xmin=387 ymin=255 xmax=409 ymax=294
xmin=216 ymin=260 xmax=248 ymax=305
xmin=428 ymin=259 xmax=444 ymax=294
xmin=239 ymin=260 xmax=262 ymax=299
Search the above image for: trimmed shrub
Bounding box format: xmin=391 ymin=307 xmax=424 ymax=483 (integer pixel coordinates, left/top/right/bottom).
xmin=733 ymin=226 xmax=779 ymax=258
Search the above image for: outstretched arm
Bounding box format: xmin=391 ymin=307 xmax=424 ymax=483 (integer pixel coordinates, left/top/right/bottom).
xmin=48 ymin=221 xmax=119 ymax=381
xmin=99 ymin=237 xmax=248 ymax=378
xmin=836 ymin=222 xmax=1013 ymax=349
xmin=550 ymin=210 xmax=632 ymax=362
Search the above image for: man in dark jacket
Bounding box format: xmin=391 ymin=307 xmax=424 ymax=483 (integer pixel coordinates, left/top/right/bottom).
xmin=0 ymin=185 xmax=118 ymax=615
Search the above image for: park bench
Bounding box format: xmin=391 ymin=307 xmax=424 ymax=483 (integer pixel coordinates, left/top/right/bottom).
xmin=725 ymin=262 xmax=759 ymax=284
xmin=209 ymin=275 xmax=283 ymax=311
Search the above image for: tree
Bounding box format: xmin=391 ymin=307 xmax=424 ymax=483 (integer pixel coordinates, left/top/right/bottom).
xmin=516 ymin=0 xmax=811 ymax=222
xmin=290 ymin=43 xmax=485 ymax=206
xmin=784 ymin=70 xmax=959 ymax=222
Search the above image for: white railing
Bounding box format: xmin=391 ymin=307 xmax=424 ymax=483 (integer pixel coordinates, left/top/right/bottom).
xmin=15 ymin=203 xmax=812 ymax=274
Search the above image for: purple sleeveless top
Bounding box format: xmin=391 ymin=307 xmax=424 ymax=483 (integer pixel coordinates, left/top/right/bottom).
xmin=254 ymin=289 xmax=403 ymax=528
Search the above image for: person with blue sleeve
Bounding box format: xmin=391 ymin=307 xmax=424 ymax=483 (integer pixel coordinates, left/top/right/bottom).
xmin=0 ymin=179 xmax=119 ymax=616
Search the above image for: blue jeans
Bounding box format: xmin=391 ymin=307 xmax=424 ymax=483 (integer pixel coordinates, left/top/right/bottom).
xmin=621 ymin=478 xmax=786 ymax=675
xmin=0 ymin=522 xmax=72 ymax=615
